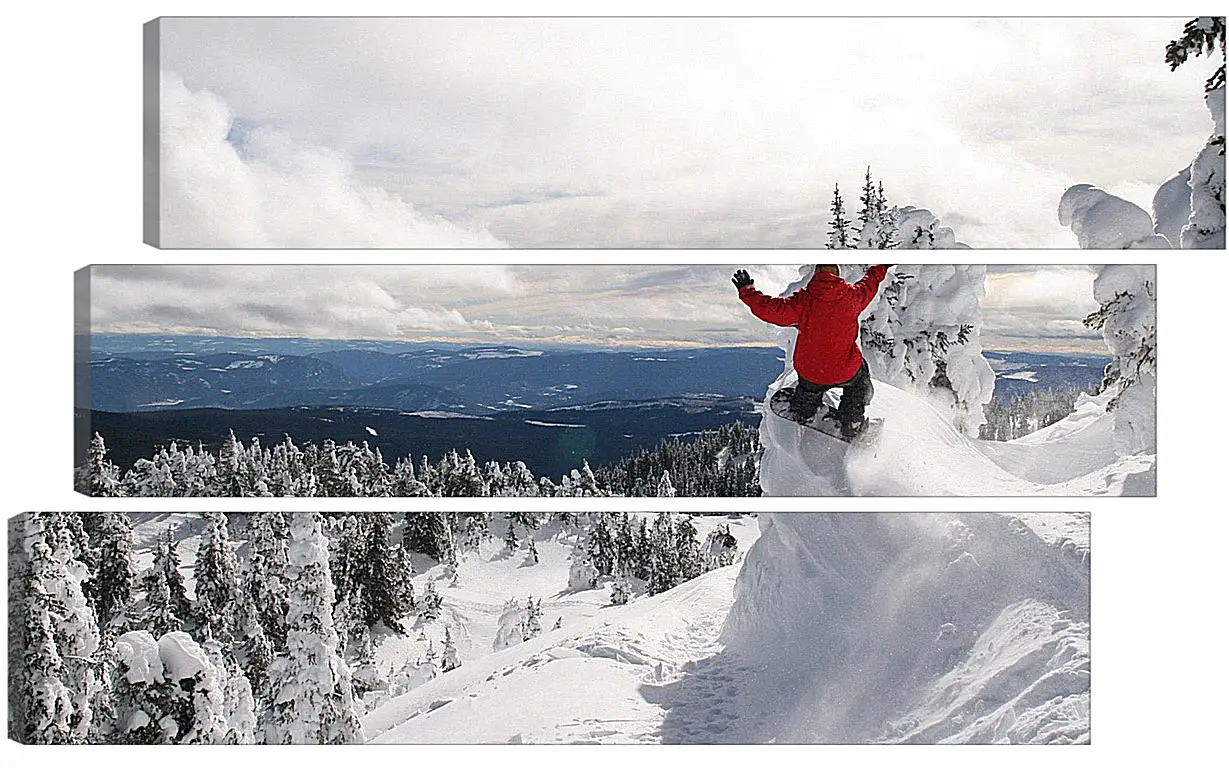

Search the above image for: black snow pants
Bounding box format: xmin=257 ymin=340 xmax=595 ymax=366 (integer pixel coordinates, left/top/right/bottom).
xmin=790 ymin=361 xmax=873 ymax=427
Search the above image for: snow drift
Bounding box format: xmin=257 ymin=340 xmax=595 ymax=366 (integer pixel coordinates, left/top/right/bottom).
xmin=721 ymin=513 xmax=1089 ymax=743
xmin=758 ymin=376 xmax=1154 ymax=496
xmin=360 ymin=513 xmax=1088 ymax=744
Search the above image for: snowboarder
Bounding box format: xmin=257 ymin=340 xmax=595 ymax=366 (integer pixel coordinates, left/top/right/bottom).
xmin=733 ymin=265 xmax=889 ymax=438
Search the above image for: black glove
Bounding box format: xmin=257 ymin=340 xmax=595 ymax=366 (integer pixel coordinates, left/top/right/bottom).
xmin=732 ymin=269 xmax=753 ymax=289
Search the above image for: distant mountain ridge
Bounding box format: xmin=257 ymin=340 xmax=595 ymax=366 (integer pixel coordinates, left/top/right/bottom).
xmin=983 ymin=349 xmax=1109 ymax=401
xmin=84 ymin=336 xmax=786 ymax=414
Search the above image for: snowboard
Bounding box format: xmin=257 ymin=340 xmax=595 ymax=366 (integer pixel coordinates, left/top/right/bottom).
xmin=768 ymin=386 xmax=883 ymax=445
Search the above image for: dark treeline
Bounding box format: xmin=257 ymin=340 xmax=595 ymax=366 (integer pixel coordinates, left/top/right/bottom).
xmin=593 ymin=422 xmax=761 ymax=497
xmin=76 ymin=420 xmax=763 ymax=498
xmin=979 ymin=385 xmax=1098 ymax=441
xmin=570 ymin=512 xmax=742 ymax=600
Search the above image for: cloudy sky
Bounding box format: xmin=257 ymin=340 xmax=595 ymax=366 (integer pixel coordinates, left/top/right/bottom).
xmin=90 ymin=264 xmax=1106 ymax=354
xmin=154 ymin=17 xmax=1218 ymax=249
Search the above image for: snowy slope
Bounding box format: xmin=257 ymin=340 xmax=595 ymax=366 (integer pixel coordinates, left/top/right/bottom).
xmin=758 ymin=378 xmax=1154 ymax=496
xmin=721 ymin=513 xmax=1089 ymax=744
xmin=365 ymin=516 xmax=761 ymax=743
xmin=363 ymin=512 xmax=1087 ymax=744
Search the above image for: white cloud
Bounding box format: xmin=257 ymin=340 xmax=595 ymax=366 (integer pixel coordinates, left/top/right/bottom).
xmin=91 ymin=264 xmax=1105 ymax=352
xmin=154 ymin=17 xmax=1213 ymax=248
xmin=158 ymin=72 xmax=506 ymax=248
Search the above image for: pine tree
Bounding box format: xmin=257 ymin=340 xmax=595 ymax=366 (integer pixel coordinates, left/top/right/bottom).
xmin=203 ymin=638 xmax=255 ymax=745
xmin=420 ymin=582 xmax=443 ymax=621
xmin=349 ymin=622 xmax=386 ymax=698
xmin=827 ymin=183 xmax=853 ymax=249
xmin=610 ymin=578 xmax=630 ymax=606
xmin=656 ymin=470 xmax=677 ymax=498
xmin=111 ymin=630 xmax=172 ymax=744
xmin=263 ymin=513 xmax=365 ymax=744
xmin=441 ymin=626 xmax=461 ymax=672
xmin=112 ymin=630 xmax=228 ymax=744
xmin=91 ymin=513 xmax=136 ymax=636
xmin=356 ymin=513 xmax=415 ymax=632
xmin=141 ymin=556 xmax=182 ymax=637
xmin=504 ymin=518 xmax=521 ymax=553
xmin=648 ymin=513 xmax=680 ymax=595
xmin=1166 ymin=16 xmax=1226 ymax=93
xmin=675 ymin=515 xmax=703 ymax=582
xmin=214 ymin=430 xmax=250 ymax=496
xmin=16 ymin=518 xmax=76 ymax=744
xmin=403 ymin=511 xmax=456 ymax=564
xmin=235 ymin=597 xmax=274 ymax=709
xmin=81 ymin=433 xmax=124 ymax=497
xmin=703 ymin=524 xmax=740 ymax=570
xmin=194 ymin=512 xmax=239 ymax=643
xmin=37 ymin=514 xmax=107 ymax=743
xmin=245 ymin=512 xmax=289 ymax=649
xmin=872 ymin=181 xmax=899 ymax=249
xmin=524 ymin=597 xmax=542 ymax=639
xmin=492 ymin=600 xmax=528 ymax=651
xmin=857 ymin=167 xmax=878 ymax=244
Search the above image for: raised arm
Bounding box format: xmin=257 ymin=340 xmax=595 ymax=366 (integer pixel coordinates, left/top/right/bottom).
xmin=736 ymin=276 xmax=806 ymax=327
xmin=847 ymin=264 xmax=889 ymax=311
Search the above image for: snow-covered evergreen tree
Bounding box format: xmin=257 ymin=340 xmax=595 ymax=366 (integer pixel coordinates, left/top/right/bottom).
xmin=193 ymin=512 xmax=238 ymax=643
xmin=702 ymin=523 xmax=740 ymax=570
xmin=503 ymin=518 xmax=521 ymax=553
xmin=235 ymin=597 xmax=274 ymax=709
xmin=568 ymin=544 xmax=600 ymax=591
xmin=356 ymin=513 xmax=415 ymax=632
xmin=202 ymin=640 xmax=256 ymax=744
xmin=648 ymin=513 xmax=681 ymax=596
xmin=420 ymin=581 xmax=443 ymax=621
xmin=140 ymin=554 xmax=182 ymax=637
xmin=826 ymin=183 xmax=853 ymax=249
xmin=81 ymin=433 xmax=124 ymax=496
xmin=492 ymin=598 xmax=539 ymax=651
xmin=1165 ymin=16 xmax=1226 ymax=94
xmin=1083 ymin=266 xmax=1157 ymax=455
xmin=403 ymin=511 xmax=456 ymax=564
xmin=675 ymin=515 xmax=703 ymax=582
xmin=610 ymin=577 xmax=631 ymax=606
xmin=111 ymin=630 xmax=171 ymax=744
xmin=852 ymin=264 xmax=996 ymax=436
xmin=90 ymin=513 xmax=136 ymax=635
xmin=112 ymin=630 xmax=228 ymax=744
xmin=15 ymin=516 xmax=77 ymax=744
xmin=1179 ymin=82 xmax=1225 ymax=248
xmin=524 ymin=597 xmax=543 ymax=639
xmin=441 ymin=626 xmax=461 ymax=672
xmin=245 ymin=511 xmax=289 ymax=648
xmin=656 ymin=470 xmax=677 ymax=498
xmin=264 ymin=512 xmax=365 ymax=744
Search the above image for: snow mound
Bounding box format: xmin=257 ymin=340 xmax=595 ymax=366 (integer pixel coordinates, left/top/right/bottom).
xmin=758 ymin=378 xmax=1153 ymax=496
xmin=1057 ymin=184 xmax=1169 ymax=249
xmin=1152 ymin=166 xmax=1192 ymax=246
xmin=158 ymin=631 xmax=211 ymax=682
xmin=115 ymin=630 xmax=164 ymax=684
xmin=893 ymin=206 xmax=970 ymax=248
xmin=720 ymin=513 xmax=1089 ymax=743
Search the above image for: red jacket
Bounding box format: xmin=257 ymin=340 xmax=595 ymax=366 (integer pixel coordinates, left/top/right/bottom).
xmin=739 ymin=265 xmax=888 ymax=385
